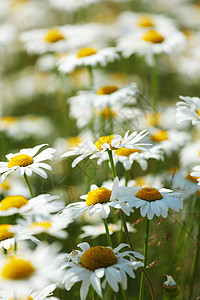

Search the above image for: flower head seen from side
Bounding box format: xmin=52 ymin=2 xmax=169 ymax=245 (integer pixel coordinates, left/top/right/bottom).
xmin=61 ymin=129 xmax=150 ymax=168
xmin=176 ymin=95 xmax=200 ymax=125
xmin=116 ymin=186 xmax=183 ymax=220
xmin=62 ymin=177 xmax=133 ymax=219
xmin=0 ymin=144 xmax=56 ymax=183
xmin=163 ymin=275 xmax=178 ymax=297
xmin=190 ymin=166 xmax=200 ymax=185
xmin=59 ymin=242 xmax=144 ymax=300
xmin=57 ymin=47 xmax=120 ymax=74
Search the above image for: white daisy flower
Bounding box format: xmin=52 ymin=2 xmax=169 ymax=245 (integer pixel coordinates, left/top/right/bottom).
xmin=180 ymin=141 xmax=200 ymax=168
xmin=79 ymin=221 xmax=136 ymax=239
xmin=0 ymin=176 xmax=29 ymax=198
xmin=16 ymin=212 xmax=73 ymax=239
xmin=176 ymin=95 xmax=200 ymax=125
xmin=61 ymin=129 xmax=150 ymax=167
xmin=0 ymin=224 xmax=38 ymax=251
xmin=112 ymin=144 xmax=163 ymax=171
xmin=0 ymin=194 xmax=65 ymax=217
xmin=0 ymin=283 xmax=58 ymax=300
xmin=0 ymin=244 xmax=60 ymax=294
xmin=57 ymin=47 xmax=120 ymax=74
xmin=116 ymin=186 xmax=183 ymax=220
xmin=163 ymin=275 xmax=178 ymax=296
xmin=62 ymin=177 xmax=133 ymax=219
xmin=190 ymin=166 xmax=200 ymax=186
xmin=59 ymin=242 xmax=144 ymax=300
xmin=0 ymin=144 xmax=56 ymax=183
xmin=149 ymin=127 xmax=190 ymax=155
xmin=118 ymin=26 xmax=186 ymax=58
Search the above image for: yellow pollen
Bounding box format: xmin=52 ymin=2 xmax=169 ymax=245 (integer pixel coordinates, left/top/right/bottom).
xmin=86 ymin=187 xmax=112 ymax=206
xmin=0 ymin=116 xmax=18 ymax=126
xmin=97 ymin=85 xmax=119 ymax=95
xmin=80 ymin=246 xmax=117 ymax=271
xmin=94 ymin=135 xmax=115 ymax=150
xmin=151 ymin=130 xmax=168 ymax=142
xmin=44 ymin=28 xmax=65 ymax=43
xmin=135 ymin=177 xmax=146 ymax=186
xmin=8 ymin=154 xmax=33 ymax=168
xmin=137 ymin=15 xmax=155 ymax=27
xmin=186 ymin=172 xmax=200 ymax=183
xmin=67 ymin=136 xmax=82 ymax=148
xmin=0 ymin=180 xmax=11 ymax=191
xmin=77 ymin=48 xmax=97 ymax=58
xmin=9 ymin=296 xmax=33 ymax=300
xmin=0 ymin=196 xmax=28 ymax=211
xmin=1 ymin=257 xmax=35 ymax=280
xmin=136 ymin=187 xmax=163 ymax=202
xmin=95 ymin=107 xmax=117 ymax=119
xmin=115 ymin=148 xmax=141 ymax=157
xmin=0 ymin=225 xmax=14 ymax=241
xmin=142 ymin=29 xmax=165 ymax=43
xmin=30 ymin=221 xmax=52 ymax=230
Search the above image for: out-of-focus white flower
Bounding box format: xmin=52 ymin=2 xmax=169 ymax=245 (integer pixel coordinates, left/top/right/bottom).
xmin=0 ymin=244 xmax=61 ymax=294
xmin=117 ymin=186 xmax=183 ymax=220
xmin=59 ymin=242 xmax=143 ymax=300
xmin=176 ymin=95 xmax=200 ymax=125
xmin=57 ymin=47 xmax=120 ymax=74
xmin=0 ymin=175 xmax=29 ymax=198
xmin=0 ymin=144 xmax=56 ymax=183
xmin=180 ymin=141 xmax=200 ymax=167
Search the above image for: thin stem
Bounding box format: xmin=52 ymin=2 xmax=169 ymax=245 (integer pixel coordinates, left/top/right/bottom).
xmin=139 ymin=218 xmax=150 ymax=300
xmin=187 ymin=225 xmax=200 ymax=300
xmin=120 ymin=285 xmax=129 ymax=300
xmin=120 ymin=210 xmax=134 ymax=250
xmin=152 ymin=54 xmax=159 ymax=111
xmin=108 ymin=150 xmax=116 ymax=178
xmin=88 ymin=66 xmax=94 ymax=87
xmin=23 ymin=173 xmax=34 ymax=198
xmin=125 ymin=169 xmax=129 ymax=187
xmin=4 ymin=248 xmax=7 ymax=255
xmin=103 ymin=218 xmax=113 ymax=247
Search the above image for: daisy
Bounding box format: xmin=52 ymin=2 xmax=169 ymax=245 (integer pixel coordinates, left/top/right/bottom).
xmin=57 ymin=47 xmax=120 ymax=74
xmin=0 ymin=283 xmax=58 ymax=300
xmin=0 ymin=176 xmax=29 ymax=197
xmin=0 ymin=224 xmax=38 ymax=251
xmin=190 ymin=166 xmax=200 ymax=186
xmin=61 ymin=129 xmax=150 ymax=168
xmin=118 ymin=26 xmax=186 ymax=58
xmin=59 ymin=242 xmax=144 ymax=300
xmin=176 ymin=96 xmax=200 ymax=125
xmin=163 ymin=275 xmax=178 ymax=296
xmin=0 ymin=144 xmax=56 ymax=183
xmin=16 ymin=212 xmax=73 ymax=239
xmin=116 ymin=186 xmax=183 ymax=220
xmin=62 ymin=177 xmax=133 ymax=219
xmin=0 ymin=194 xmax=65 ymax=217
xmin=0 ymin=244 xmax=60 ymax=294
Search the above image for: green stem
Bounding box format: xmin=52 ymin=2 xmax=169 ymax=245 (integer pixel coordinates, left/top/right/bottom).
xmin=139 ymin=218 xmax=150 ymax=300
xmin=125 ymin=169 xmax=130 ymax=187
xmin=108 ymin=150 xmax=116 ymax=178
xmin=88 ymin=66 xmax=94 ymax=87
xmin=120 ymin=210 xmax=134 ymax=250
xmin=187 ymin=228 xmax=200 ymax=300
xmin=23 ymin=173 xmax=34 ymax=198
xmin=121 ymin=285 xmax=129 ymax=300
xmin=4 ymin=248 xmax=7 ymax=255
xmin=152 ymin=54 xmax=159 ymax=111
xmin=103 ymin=218 xmax=113 ymax=247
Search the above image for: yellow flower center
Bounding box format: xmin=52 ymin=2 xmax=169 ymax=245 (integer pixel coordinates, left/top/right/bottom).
xmin=0 ymin=116 xmax=18 ymax=126
xmin=97 ymin=85 xmax=119 ymax=95
xmin=95 ymin=107 xmax=117 ymax=119
xmin=197 ymin=109 xmax=200 ymax=117
xmin=80 ymin=246 xmax=117 ymax=271
xmin=0 ymin=196 xmax=28 ymax=211
xmin=136 ymin=187 xmax=163 ymax=202
xmin=8 ymin=154 xmax=34 ymax=168
xmin=9 ymin=296 xmax=33 ymax=300
xmin=115 ymin=148 xmax=141 ymax=157
xmin=151 ymin=130 xmax=168 ymax=142
xmin=94 ymin=135 xmax=115 ymax=150
xmin=145 ymin=112 xmax=161 ymax=126
xmin=86 ymin=187 xmax=112 ymax=206
xmin=1 ymin=257 xmax=35 ymax=280
xmin=142 ymin=29 xmax=165 ymax=43
xmin=30 ymin=221 xmax=52 ymax=230
xmin=67 ymin=136 xmax=82 ymax=148
xmin=0 ymin=180 xmax=11 ymax=191
xmin=0 ymin=225 xmax=14 ymax=241
xmin=44 ymin=28 xmax=65 ymax=43
xmin=77 ymin=48 xmax=97 ymax=58
xmin=137 ymin=15 xmax=154 ymax=27
xmin=186 ymin=172 xmax=200 ymax=183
